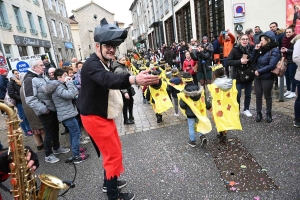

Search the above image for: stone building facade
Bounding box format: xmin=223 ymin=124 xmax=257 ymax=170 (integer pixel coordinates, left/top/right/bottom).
xmin=70 ymin=1 xmax=114 ymax=59
xmin=42 ymin=0 xmax=75 ymax=65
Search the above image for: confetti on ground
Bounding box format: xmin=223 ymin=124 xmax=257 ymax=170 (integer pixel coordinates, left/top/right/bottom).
xmin=208 ymin=137 xmax=279 ymax=192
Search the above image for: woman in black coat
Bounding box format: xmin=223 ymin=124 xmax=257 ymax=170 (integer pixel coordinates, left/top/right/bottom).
xmin=7 ymin=69 xmax=32 ymax=136
xmin=227 ymin=34 xmax=254 ymax=117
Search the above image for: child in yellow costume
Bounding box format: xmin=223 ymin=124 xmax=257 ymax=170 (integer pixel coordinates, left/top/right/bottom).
xmin=167 ymin=68 xmax=185 ymax=116
xmin=146 ymin=70 xmax=173 ymax=123
xmin=178 ymin=72 xmax=212 ymax=147
xmin=208 ymin=65 xmax=242 ymax=140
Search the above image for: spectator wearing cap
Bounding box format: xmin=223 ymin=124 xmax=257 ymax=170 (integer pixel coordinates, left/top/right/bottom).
xmin=0 ymin=68 xmax=8 ymax=115
xmin=251 ymin=31 xmax=281 ymax=123
xmin=41 ymin=55 xmax=54 ymax=77
xmin=201 ymin=36 xmax=214 ymax=54
xmin=219 ymin=29 xmax=236 ymax=77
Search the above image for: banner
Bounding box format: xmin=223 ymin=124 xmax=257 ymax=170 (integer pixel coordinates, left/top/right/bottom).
xmin=286 ymin=0 xmax=300 ymax=33
xmin=9 ymin=53 xmax=49 ymax=73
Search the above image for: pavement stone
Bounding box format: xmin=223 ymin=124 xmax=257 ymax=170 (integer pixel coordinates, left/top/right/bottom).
xmin=0 ymin=86 xmax=299 ymax=200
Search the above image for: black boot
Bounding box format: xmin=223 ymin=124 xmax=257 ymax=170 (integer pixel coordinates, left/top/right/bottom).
xmin=129 ymin=115 xmax=134 ymax=121
xmin=156 ymin=114 xmax=162 ymax=123
xmin=266 ymin=112 xmax=272 ymax=123
xmin=124 ymin=119 xmax=134 ymax=125
xmin=256 ymin=112 xmax=262 ymax=122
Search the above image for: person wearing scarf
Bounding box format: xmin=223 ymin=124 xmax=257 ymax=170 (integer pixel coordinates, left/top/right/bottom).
xmin=250 ymin=31 xmax=281 ymax=123
xmin=7 ymin=69 xmax=33 ymax=136
xmin=227 ymin=34 xmax=255 ymax=117
xmin=281 ymin=26 xmax=297 ymax=99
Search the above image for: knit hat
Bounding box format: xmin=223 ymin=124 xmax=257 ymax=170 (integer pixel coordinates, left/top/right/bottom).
xmin=202 ymin=36 xmax=208 ymax=40
xmin=181 ymin=72 xmax=193 ymax=82
xmin=259 ymin=31 xmax=276 ymax=42
xmin=117 ymin=54 xmax=125 ymax=61
xmin=41 ymin=55 xmax=48 ymax=60
xmin=0 ymin=68 xmax=7 ymax=75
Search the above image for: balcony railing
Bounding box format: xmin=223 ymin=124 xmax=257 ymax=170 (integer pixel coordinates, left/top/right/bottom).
xmin=0 ymin=21 xmax=12 ymax=30
xmin=17 ymin=26 xmax=26 ymax=33
xmin=41 ymin=31 xmax=47 ymax=37
xmin=30 ymin=29 xmax=38 ymax=35
xmin=33 ymin=0 xmax=40 ymax=6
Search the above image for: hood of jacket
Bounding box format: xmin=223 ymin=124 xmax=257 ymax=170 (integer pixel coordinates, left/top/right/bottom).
xmin=291 ymin=34 xmax=300 ymax=44
xmin=214 ymin=76 xmax=233 ymax=91
xmin=111 ymin=61 xmax=126 ymax=72
xmin=276 ymin=28 xmax=285 ymax=35
xmin=41 ymin=80 xmax=60 ymax=95
xmin=169 ymin=77 xmax=181 ymax=85
xmin=182 ymin=83 xmax=203 ymax=101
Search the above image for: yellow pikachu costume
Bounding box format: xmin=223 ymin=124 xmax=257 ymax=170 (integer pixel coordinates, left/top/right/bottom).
xmin=148 ymin=80 xmax=173 ymax=113
xmin=208 ymin=65 xmax=242 ymax=132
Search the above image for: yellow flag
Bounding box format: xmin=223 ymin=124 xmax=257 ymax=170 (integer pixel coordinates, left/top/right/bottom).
xmin=177 ymin=91 xmax=212 ymax=134
xmin=207 ymin=80 xmax=242 ymax=132
xmin=149 ymin=81 xmax=173 ymax=113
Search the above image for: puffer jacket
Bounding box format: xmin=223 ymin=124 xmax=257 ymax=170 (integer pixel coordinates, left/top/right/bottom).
xmin=0 ymin=75 xmax=8 ymax=99
xmin=251 ymin=47 xmax=281 ymax=80
xmin=23 ymin=69 xmax=56 ymax=116
xmin=43 ymin=80 xmax=78 ymax=122
xmin=7 ymin=78 xmax=22 ymax=104
xmin=179 ymin=83 xmax=202 ymax=118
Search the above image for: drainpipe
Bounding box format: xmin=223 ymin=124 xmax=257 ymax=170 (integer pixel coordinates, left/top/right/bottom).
xmin=171 ymin=0 xmax=177 ymax=43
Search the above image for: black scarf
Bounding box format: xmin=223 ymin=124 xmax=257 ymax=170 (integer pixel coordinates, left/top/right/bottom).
xmin=258 ymin=41 xmax=279 ymax=56
xmin=238 ymin=44 xmax=252 ymax=56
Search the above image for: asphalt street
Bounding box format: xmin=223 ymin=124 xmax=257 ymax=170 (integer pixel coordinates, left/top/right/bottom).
xmin=0 ymin=87 xmax=299 ymax=200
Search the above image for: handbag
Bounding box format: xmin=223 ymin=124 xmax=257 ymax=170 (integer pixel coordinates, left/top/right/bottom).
xmin=271 ymin=53 xmax=287 ymax=77
xmin=4 ymin=92 xmax=16 ymax=107
xmin=238 ymin=65 xmax=255 ymax=82
xmin=130 ymin=86 xmax=136 ymax=96
xmin=107 ymin=89 xmax=123 ymax=119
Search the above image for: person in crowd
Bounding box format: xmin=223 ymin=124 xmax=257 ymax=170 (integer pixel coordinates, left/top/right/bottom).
xmin=20 ymin=73 xmax=45 ymax=151
xmin=190 ymin=45 xmax=213 ymax=86
xmin=178 ymin=72 xmax=211 ymax=147
xmin=254 ymin=26 xmax=263 ymax=45
xmin=292 ymin=33 xmax=300 ymax=128
xmin=179 ymin=41 xmax=189 ymax=68
xmin=251 ymin=31 xmax=281 ymax=123
xmin=48 ymin=67 xmax=55 ymax=80
xmin=269 ymin=22 xmax=285 ymax=90
xmin=167 ymin=68 xmax=184 ymax=117
xmin=164 ymin=46 xmax=176 ymax=67
xmin=41 ymin=55 xmax=53 ymax=77
xmin=201 ymin=36 xmax=214 ymax=54
xmin=0 ymin=147 xmax=39 ymax=199
xmin=7 ymin=69 xmax=33 ymax=136
xmin=190 ymin=38 xmax=197 ymax=49
xmin=74 ymin=62 xmax=84 ymax=90
xmin=245 ymin=28 xmax=255 ymax=45
xmin=77 ymin=18 xmax=159 ymax=200
xmin=46 ymin=68 xmax=89 ymax=163
xmin=281 ymin=26 xmax=297 ymax=99
xmin=183 ymin=51 xmax=198 ymax=84
xmin=23 ymin=59 xmax=70 ymax=163
xmin=213 ymin=35 xmax=221 ymax=64
xmin=112 ymin=54 xmax=135 ymax=125
xmin=219 ymin=29 xmax=236 ymax=77
xmin=0 ymin=68 xmax=8 ymax=115
xmin=208 ymin=65 xmax=242 ymax=140
xmin=226 ymin=34 xmax=255 ymax=117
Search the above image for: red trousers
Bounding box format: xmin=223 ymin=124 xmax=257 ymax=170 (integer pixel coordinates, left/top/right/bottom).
xmin=81 ymin=115 xmax=124 ymax=179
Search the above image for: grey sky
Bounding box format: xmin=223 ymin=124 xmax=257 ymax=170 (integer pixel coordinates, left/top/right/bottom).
xmin=64 ymin=0 xmax=133 ymax=27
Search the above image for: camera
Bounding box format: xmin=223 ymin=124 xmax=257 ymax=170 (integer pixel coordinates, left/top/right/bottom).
xmin=222 ymin=31 xmax=227 ymax=35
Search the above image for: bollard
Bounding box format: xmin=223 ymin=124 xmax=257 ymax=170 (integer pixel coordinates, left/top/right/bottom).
xmin=279 ymin=76 xmax=284 ymax=102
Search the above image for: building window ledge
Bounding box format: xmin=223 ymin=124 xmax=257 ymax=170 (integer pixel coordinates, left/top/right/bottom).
xmin=173 ymin=0 xmax=178 ymax=6
xmin=165 ymin=9 xmax=169 ymax=14
xmin=41 ymin=32 xmax=47 ymax=37
xmin=0 ymin=21 xmax=12 ymax=30
xmin=17 ymin=26 xmax=26 ymax=33
xmin=161 ymin=14 xmax=164 ymax=19
xmin=30 ymin=29 xmax=38 ymax=35
xmin=33 ymin=0 xmax=40 ymax=6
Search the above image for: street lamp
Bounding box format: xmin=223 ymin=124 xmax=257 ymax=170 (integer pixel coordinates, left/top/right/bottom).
xmin=78 ymin=45 xmax=82 ymax=61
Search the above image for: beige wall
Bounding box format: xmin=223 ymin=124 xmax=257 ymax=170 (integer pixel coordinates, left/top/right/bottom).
xmin=225 ymin=0 xmax=286 ymax=34
xmin=70 ymin=23 xmax=82 ymax=60
xmin=0 ymin=0 xmax=54 ymax=62
xmin=72 ymin=3 xmax=114 ymax=59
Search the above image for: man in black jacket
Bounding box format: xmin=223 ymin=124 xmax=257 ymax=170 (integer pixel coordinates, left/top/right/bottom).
xmin=77 ymin=18 xmax=159 ymax=200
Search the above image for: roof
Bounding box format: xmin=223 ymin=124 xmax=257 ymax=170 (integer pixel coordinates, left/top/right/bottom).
xmin=69 ymin=18 xmax=78 ymax=24
xmin=129 ymin=0 xmax=138 ymax=11
xmin=72 ymin=1 xmax=114 ymax=15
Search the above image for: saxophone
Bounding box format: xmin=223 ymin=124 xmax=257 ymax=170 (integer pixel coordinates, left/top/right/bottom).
xmin=0 ymin=103 xmax=66 ymax=200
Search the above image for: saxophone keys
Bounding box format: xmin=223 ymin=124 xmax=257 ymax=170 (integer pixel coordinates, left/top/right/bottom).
xmin=10 ymin=178 xmax=18 ymax=186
